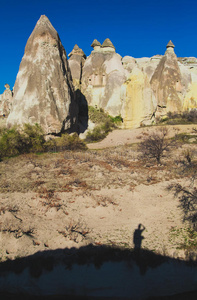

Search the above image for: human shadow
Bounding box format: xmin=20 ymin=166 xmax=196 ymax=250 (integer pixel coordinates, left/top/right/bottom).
xmin=133 ymin=223 xmax=146 ymax=250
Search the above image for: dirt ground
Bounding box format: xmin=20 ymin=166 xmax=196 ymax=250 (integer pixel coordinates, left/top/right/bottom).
xmin=0 ymin=125 xmax=196 ymax=262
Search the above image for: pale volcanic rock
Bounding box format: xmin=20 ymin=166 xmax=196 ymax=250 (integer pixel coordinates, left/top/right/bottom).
xmin=7 ymin=15 xmax=77 ymax=134
xmin=136 ymin=56 xmax=162 ymax=81
xmin=121 ymin=67 xmax=157 ymax=129
xmin=183 ymin=72 xmax=197 ymax=110
xmin=150 ymin=41 xmax=185 ymax=113
xmin=81 ymin=39 xmax=126 ymax=116
xmin=68 ymin=44 xmax=86 ymax=88
xmin=122 ymin=56 xmax=137 ymax=77
xmin=0 ymin=84 xmax=13 ymax=116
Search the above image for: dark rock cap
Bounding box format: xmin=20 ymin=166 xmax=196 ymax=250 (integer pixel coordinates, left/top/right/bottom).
xmin=4 ymin=84 xmax=10 ymax=90
xmin=102 ymin=38 xmax=115 ymax=49
xmin=91 ymin=39 xmax=101 ymax=48
xmin=166 ymin=40 xmax=175 ymax=48
xmin=68 ymin=44 xmax=86 ymax=59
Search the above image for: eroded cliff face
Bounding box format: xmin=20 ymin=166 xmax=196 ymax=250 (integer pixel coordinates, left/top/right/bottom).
xmin=7 ymin=15 xmax=77 ymax=134
xmin=121 ymin=67 xmax=157 ymax=128
xmin=71 ymin=39 xmax=197 ymax=130
xmin=81 ymin=48 xmax=126 ymax=117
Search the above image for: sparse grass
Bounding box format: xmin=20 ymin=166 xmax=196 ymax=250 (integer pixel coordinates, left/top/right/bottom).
xmin=169 ymin=226 xmax=197 ymax=253
xmin=0 ymin=124 xmax=197 ymax=262
xmin=0 ymin=139 xmax=190 ymax=194
xmin=157 ymin=109 xmax=197 ymax=125
xmin=173 ymin=132 xmax=197 ymax=144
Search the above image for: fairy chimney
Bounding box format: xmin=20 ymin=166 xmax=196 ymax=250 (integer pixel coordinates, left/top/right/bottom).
xmin=102 ymin=38 xmax=116 ymax=52
xmin=166 ymin=40 xmax=175 ymax=52
xmin=91 ymin=39 xmax=101 ymax=51
xmin=7 ymin=15 xmax=78 ymax=134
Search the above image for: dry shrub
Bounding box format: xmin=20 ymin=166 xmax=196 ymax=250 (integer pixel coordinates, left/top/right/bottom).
xmin=138 ymin=127 xmax=176 ymax=164
xmin=58 ymin=219 xmax=91 ymax=242
xmin=95 ymin=195 xmax=117 ymax=207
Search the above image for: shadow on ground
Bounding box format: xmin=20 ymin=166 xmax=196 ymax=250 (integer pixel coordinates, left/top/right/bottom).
xmin=0 ymin=244 xmax=197 ymax=299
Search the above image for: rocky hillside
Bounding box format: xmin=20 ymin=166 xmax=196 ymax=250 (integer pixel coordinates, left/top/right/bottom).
xmin=0 ymin=15 xmax=197 ymax=134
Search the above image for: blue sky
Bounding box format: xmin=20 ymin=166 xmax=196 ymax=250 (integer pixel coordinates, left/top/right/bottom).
xmin=0 ymin=0 xmax=196 ymax=94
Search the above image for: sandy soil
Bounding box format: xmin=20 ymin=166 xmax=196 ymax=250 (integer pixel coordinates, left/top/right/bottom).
xmin=87 ymin=124 xmax=196 ymax=149
xmin=0 ymin=125 xmax=196 ymax=262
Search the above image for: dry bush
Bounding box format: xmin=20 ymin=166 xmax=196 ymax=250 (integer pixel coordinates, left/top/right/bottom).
xmin=138 ymin=127 xmax=176 ymax=164
xmin=58 ymin=220 xmax=91 ymax=242
xmin=182 ymin=149 xmax=194 ymax=165
xmin=0 ymin=220 xmax=35 ymax=239
xmin=95 ymin=195 xmax=118 ymax=207
xmin=38 ymin=188 xmax=63 ymax=211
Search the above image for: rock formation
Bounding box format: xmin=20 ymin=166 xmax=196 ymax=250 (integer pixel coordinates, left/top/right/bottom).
xmin=91 ymin=39 xmax=101 ymax=51
xmin=2 ymin=28 xmax=197 ymax=133
xmin=0 ymin=84 xmax=13 ymax=116
xmin=150 ymin=41 xmax=187 ymax=115
xmin=121 ymin=67 xmax=157 ymax=128
xmin=68 ymin=45 xmax=88 ymax=133
xmin=68 ymin=44 xmax=86 ymax=89
xmin=81 ymin=38 xmax=126 ymax=117
xmin=7 ymin=15 xmax=77 ymax=134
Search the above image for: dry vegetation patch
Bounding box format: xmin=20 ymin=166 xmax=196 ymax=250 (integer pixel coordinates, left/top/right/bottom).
xmin=0 ymin=125 xmax=196 ymax=262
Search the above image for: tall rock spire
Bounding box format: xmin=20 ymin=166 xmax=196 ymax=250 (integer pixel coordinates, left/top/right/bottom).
xmin=150 ymin=40 xmax=183 ymax=113
xmin=7 ymin=15 xmax=78 ymax=134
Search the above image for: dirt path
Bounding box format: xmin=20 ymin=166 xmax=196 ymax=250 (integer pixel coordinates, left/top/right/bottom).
xmin=87 ymin=124 xmax=196 ymax=149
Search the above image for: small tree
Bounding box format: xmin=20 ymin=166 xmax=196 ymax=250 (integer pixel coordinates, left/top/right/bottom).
xmin=139 ymin=127 xmax=173 ymax=164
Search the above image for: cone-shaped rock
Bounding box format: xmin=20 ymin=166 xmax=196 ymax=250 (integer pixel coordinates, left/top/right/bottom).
xmin=102 ymin=38 xmax=115 ymax=49
xmin=7 ymin=15 xmax=77 ymax=134
xmin=150 ymin=41 xmax=183 ymax=113
xmin=91 ymin=39 xmax=101 ymax=48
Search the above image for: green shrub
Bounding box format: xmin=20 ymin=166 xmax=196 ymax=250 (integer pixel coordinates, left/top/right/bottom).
xmin=109 ymin=115 xmax=123 ymax=125
xmin=85 ymin=125 xmax=107 ymax=142
xmin=45 ymin=133 xmax=87 ymax=152
xmin=0 ymin=127 xmax=27 ymax=158
xmin=23 ymin=123 xmax=45 ymax=152
xmin=88 ymin=106 xmax=110 ymax=124
xmin=0 ymin=124 xmax=87 ymax=160
xmin=87 ymin=106 xmax=121 ymax=142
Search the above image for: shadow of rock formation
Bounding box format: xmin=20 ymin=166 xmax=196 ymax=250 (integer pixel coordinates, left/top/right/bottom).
xmin=75 ymin=89 xmax=88 ymax=134
xmin=0 ymin=244 xmax=197 ymax=299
